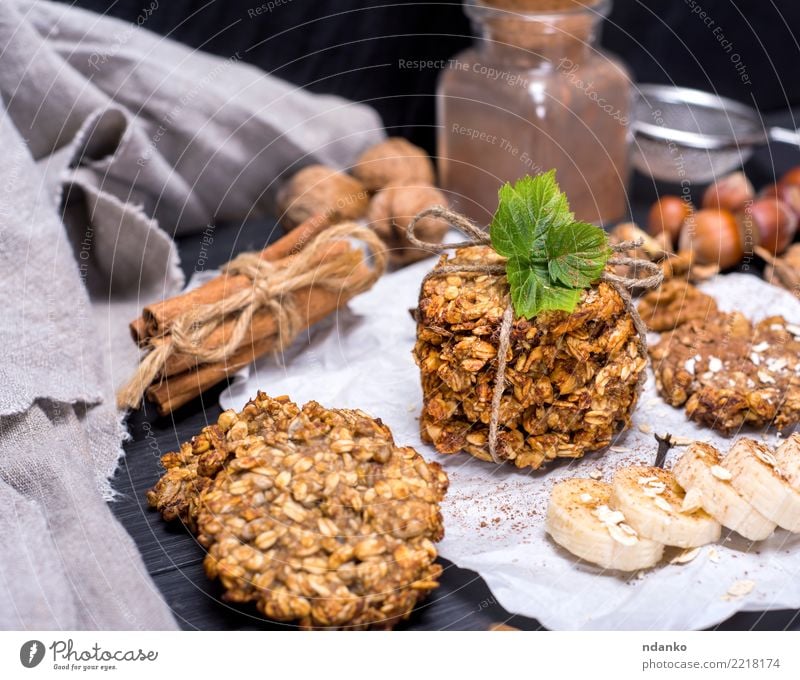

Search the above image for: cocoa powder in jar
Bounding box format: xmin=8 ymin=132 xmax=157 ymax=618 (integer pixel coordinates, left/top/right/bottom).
xmin=437 ymin=0 xmax=631 ymax=225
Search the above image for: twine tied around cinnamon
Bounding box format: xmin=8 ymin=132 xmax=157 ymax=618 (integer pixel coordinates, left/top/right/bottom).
xmin=117 ymin=222 xmax=387 ymax=410
xmin=407 ymin=205 xmax=663 ymax=464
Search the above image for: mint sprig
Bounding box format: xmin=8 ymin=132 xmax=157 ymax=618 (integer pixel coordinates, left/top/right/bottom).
xmin=489 ymin=171 xmax=611 ymax=319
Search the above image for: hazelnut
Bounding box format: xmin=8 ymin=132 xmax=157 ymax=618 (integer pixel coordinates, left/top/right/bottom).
xmin=366 ymin=182 xmax=449 ymax=265
xmin=779 ymin=165 xmax=800 ymax=190
xmin=647 ymin=196 xmax=693 ymax=246
xmin=760 ymin=182 xmax=800 ymax=219
xmin=737 ymin=197 xmax=798 ymax=256
xmin=276 ymin=164 xmax=369 ymax=229
xmin=701 ymin=172 xmax=754 ymax=212
xmin=351 ymin=138 xmax=435 ymax=191
xmin=678 ymin=208 xmax=743 ymax=270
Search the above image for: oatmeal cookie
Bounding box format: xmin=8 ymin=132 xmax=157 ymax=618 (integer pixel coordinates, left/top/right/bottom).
xmin=649 ymin=313 xmax=800 ymax=433
xmin=148 ymin=392 xmax=448 ymax=629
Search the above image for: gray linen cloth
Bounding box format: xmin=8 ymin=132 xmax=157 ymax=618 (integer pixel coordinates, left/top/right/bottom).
xmin=0 ymin=0 xmax=383 ymax=629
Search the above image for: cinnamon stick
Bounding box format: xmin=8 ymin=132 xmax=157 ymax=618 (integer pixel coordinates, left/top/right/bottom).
xmin=156 ymin=287 xmax=328 ymax=377
xmin=129 ymin=211 xmax=335 ymax=343
xmin=130 ymin=317 xmax=149 ymax=345
xmin=154 ymin=239 xmax=353 ymax=377
xmin=145 ymin=334 xmax=277 ymax=416
xmin=144 ymin=251 xmax=376 ymax=414
xmin=122 ymin=218 xmax=386 ymax=414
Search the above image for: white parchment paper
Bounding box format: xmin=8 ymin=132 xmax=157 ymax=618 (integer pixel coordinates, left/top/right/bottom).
xmin=219 ymin=260 xmax=800 ymax=630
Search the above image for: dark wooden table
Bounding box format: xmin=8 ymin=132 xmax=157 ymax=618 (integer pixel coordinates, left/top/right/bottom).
xmin=112 ymin=114 xmax=800 ymax=630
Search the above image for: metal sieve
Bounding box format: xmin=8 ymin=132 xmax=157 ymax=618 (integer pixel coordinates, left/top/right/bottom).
xmin=631 ymin=84 xmax=800 ymax=183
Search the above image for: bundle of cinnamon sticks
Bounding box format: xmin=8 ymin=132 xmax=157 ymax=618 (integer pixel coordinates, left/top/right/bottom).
xmin=121 ymin=214 xmax=385 ymax=415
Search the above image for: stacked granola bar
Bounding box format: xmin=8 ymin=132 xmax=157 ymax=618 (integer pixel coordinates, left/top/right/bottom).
xmin=413 ymin=246 xmax=648 ymax=468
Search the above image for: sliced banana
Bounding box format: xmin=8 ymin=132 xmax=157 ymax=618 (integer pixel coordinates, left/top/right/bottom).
xmin=546 ymin=478 xmax=664 ymax=571
xmin=611 ymin=466 xmax=721 ymax=548
xmin=725 ymin=438 xmax=800 ymax=532
xmin=775 ymin=433 xmax=800 ymax=492
xmin=673 ymin=442 xmax=776 ymax=541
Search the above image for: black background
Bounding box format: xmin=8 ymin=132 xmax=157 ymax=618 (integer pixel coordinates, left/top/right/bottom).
xmin=64 ymin=0 xmax=800 ymax=153
xmin=52 ymin=0 xmax=800 ymax=630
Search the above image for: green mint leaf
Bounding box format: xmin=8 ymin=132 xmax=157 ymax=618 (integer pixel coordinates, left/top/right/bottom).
xmin=506 ymin=258 xmax=582 ymax=319
xmin=490 ymin=171 xmax=573 ymax=259
xmin=489 ymin=171 xmax=611 ymax=318
xmin=546 ymin=221 xmax=611 ymax=289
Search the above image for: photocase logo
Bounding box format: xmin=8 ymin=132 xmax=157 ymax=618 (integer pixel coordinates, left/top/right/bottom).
xmin=20 ymin=640 xmax=45 ymax=668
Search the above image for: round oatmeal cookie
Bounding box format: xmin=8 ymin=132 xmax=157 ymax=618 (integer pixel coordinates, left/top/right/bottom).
xmin=152 ymin=392 xmax=449 ymax=630
xmin=649 ymin=313 xmax=800 ymax=434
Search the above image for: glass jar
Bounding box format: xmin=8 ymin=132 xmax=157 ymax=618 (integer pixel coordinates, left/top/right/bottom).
xmin=437 ymin=0 xmax=632 ymax=225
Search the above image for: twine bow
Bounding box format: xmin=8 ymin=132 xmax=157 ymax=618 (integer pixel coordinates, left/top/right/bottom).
xmin=117 ymin=222 xmax=387 ymax=410
xmin=407 ymin=205 xmax=663 ymax=464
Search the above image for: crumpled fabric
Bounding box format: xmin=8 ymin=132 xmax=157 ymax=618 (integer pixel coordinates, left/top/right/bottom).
xmin=0 ymin=0 xmax=383 ymax=629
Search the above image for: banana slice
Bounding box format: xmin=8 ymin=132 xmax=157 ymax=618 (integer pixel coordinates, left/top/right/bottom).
xmin=673 ymin=443 xmax=776 ymax=541
xmin=725 ymin=438 xmax=800 ymax=532
xmin=546 ymin=478 xmax=664 ymax=571
xmin=611 ymin=466 xmax=721 ymax=548
xmin=775 ymin=433 xmax=800 ymax=492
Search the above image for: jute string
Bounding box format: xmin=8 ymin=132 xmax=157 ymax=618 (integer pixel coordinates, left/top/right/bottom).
xmin=407 ymin=205 xmax=663 ymax=464
xmin=117 ymin=222 xmax=387 ymax=409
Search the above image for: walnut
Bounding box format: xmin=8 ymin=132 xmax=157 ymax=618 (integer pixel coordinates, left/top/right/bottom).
xmin=351 ymin=137 xmax=435 ymax=191
xmin=276 ymin=164 xmax=369 ymax=229
xmin=366 ymin=182 xmax=449 ymax=265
